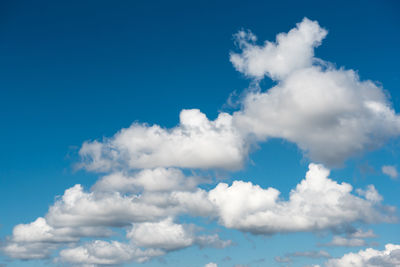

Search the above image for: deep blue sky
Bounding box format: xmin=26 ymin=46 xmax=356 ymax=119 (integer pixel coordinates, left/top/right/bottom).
xmin=1 ymin=1 xmax=400 ymax=266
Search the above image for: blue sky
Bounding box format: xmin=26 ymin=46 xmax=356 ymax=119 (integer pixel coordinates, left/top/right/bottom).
xmin=1 ymin=1 xmax=400 ymax=266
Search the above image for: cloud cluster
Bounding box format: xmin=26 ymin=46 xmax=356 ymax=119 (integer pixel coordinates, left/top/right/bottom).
xmin=3 ymin=18 xmax=400 ymax=267
xmin=78 ymin=18 xmax=400 ymax=172
xmin=231 ymin=18 xmax=400 ymax=166
xmin=209 ymin=164 xmax=394 ymax=234
xmin=3 ymin=164 xmax=394 ymax=265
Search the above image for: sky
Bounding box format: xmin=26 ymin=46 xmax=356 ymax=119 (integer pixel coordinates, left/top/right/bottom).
xmin=1 ymin=0 xmax=400 ymax=266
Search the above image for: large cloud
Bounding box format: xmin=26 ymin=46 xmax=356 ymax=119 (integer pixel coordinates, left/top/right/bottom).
xmin=231 ymin=18 xmax=400 ymax=166
xmin=79 ymin=109 xmax=247 ymax=171
xmin=208 ymin=164 xmax=395 ymax=234
xmin=78 ymin=18 xmax=400 ymax=171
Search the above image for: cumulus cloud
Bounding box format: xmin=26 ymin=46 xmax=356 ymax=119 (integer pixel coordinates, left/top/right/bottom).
xmin=127 ymin=218 xmax=194 ymax=251
xmin=79 ymin=109 xmax=247 ymax=171
xmin=58 ymin=240 xmax=165 ymax=265
xmin=324 ymin=244 xmax=400 ymax=267
xmin=231 ymin=18 xmax=400 ymax=166
xmin=382 ymin=165 xmax=398 ymax=179
xmin=208 ymin=164 xmax=395 ymax=234
xmin=3 ymin=164 xmax=395 ymax=263
xmin=230 ymin=18 xmax=327 ymax=80
xmin=3 ymin=18 xmax=400 ymax=266
xmin=77 ymin=18 xmax=400 ymax=170
xmin=46 ymin=184 xmax=172 ymax=228
xmin=204 ymin=263 xmax=218 ymax=267
xmin=92 ymin=168 xmax=199 ymax=193
xmin=2 ymin=217 xmax=111 ymax=260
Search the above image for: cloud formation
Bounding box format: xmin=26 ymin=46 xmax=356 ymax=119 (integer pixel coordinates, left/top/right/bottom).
xmin=209 ymin=164 xmax=394 ymax=234
xmin=3 ymin=164 xmax=393 ymax=264
xmin=324 ymin=244 xmax=400 ymax=267
xmin=3 ymin=18 xmax=400 ymax=267
xmin=231 ymin=18 xmax=400 ymax=166
xmin=79 ymin=109 xmax=247 ymax=171
xmin=58 ymin=240 xmax=165 ymax=265
xmin=230 ymin=18 xmax=327 ymax=80
xmin=79 ymin=18 xmax=400 ymax=172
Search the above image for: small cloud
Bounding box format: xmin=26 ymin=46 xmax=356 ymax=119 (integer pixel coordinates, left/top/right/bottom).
xmin=382 ymin=165 xmax=398 ymax=179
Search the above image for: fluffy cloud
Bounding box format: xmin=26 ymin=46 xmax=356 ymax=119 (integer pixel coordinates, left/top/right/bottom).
xmin=46 ymin=184 xmax=172 ymax=228
xmin=324 ymin=244 xmax=400 ymax=267
xmin=231 ymin=18 xmax=400 ymax=166
xmin=208 ymin=164 xmax=395 ymax=234
xmin=204 ymin=263 xmax=218 ymax=267
xmin=79 ymin=109 xmax=247 ymax=171
xmin=3 ymin=164 xmax=395 ymax=263
xmin=230 ymin=18 xmax=327 ymax=80
xmin=2 ymin=217 xmax=111 ymax=260
xmin=92 ymin=168 xmax=199 ymax=193
xmin=382 ymin=165 xmax=398 ymax=179
xmin=78 ymin=18 xmax=400 ymax=170
xmin=127 ymin=218 xmax=194 ymax=251
xmin=58 ymin=240 xmax=165 ymax=265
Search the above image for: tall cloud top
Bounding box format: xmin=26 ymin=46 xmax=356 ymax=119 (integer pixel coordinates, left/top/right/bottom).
xmin=230 ymin=18 xmax=327 ymax=80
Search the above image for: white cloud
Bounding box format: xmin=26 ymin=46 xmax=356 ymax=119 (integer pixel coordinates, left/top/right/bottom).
xmin=127 ymin=218 xmax=194 ymax=251
xmin=382 ymin=165 xmax=398 ymax=179
xmin=92 ymin=168 xmax=199 ymax=193
xmin=45 ymin=184 xmax=182 ymax=228
xmin=127 ymin=218 xmax=232 ymax=251
xmin=2 ymin=217 xmax=111 ymax=260
xmin=324 ymin=244 xmax=400 ymax=267
xmin=3 ymin=164 xmax=395 ymax=262
xmin=231 ymin=18 xmax=400 ymax=166
xmin=79 ymin=109 xmax=247 ymax=171
xmin=230 ymin=18 xmax=327 ymax=80
xmin=58 ymin=240 xmax=164 ymax=266
xmin=208 ymin=164 xmax=395 ymax=234
xmin=2 ymin=241 xmax=58 ymax=260
xmin=204 ymin=263 xmax=218 ymax=267
xmin=77 ymin=18 xmax=400 ymax=171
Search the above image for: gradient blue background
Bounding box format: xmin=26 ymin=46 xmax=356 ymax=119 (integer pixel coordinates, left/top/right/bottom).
xmin=1 ymin=1 xmax=400 ymax=266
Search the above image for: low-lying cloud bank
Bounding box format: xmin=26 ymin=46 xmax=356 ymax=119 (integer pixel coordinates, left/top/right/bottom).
xmin=2 ymin=164 xmax=395 ymax=265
